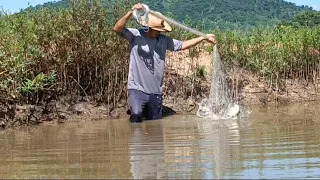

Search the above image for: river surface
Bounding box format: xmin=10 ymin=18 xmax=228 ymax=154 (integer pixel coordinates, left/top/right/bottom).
xmin=0 ymin=102 xmax=320 ymax=179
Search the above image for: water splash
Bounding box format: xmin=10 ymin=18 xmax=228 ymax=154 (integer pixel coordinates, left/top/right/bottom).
xmin=197 ymin=45 xmax=247 ymax=120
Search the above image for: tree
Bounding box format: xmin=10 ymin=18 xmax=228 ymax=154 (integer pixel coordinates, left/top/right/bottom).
xmin=294 ymin=11 xmax=320 ymax=27
xmin=278 ymin=11 xmax=320 ymax=28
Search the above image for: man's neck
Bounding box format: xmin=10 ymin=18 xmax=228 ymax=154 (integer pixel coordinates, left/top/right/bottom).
xmin=146 ymin=32 xmax=153 ymax=38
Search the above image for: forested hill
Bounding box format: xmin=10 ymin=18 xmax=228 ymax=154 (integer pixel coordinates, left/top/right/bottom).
xmin=23 ymin=0 xmax=315 ymax=30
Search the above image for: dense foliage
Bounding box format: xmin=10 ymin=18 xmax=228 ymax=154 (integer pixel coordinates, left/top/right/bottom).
xmin=1 ymin=0 xmax=132 ymax=106
xmin=23 ymin=0 xmax=316 ymax=30
xmin=279 ymin=11 xmax=320 ymax=28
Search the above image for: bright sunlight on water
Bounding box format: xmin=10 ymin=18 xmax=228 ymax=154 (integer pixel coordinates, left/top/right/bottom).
xmin=0 ymin=102 xmax=320 ymax=179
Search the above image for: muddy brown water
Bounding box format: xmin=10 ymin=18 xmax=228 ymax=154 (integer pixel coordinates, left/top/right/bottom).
xmin=0 ymin=102 xmax=320 ymax=179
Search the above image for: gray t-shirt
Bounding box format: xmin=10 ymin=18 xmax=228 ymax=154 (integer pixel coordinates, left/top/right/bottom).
xmin=119 ymin=28 xmax=183 ymax=95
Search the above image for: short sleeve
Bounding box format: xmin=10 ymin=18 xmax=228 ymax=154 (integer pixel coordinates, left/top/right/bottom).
xmin=166 ymin=36 xmax=183 ymax=52
xmin=118 ymin=28 xmax=138 ymax=42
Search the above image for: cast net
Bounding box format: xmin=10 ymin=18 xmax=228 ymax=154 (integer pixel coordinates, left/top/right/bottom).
xmin=196 ymin=45 xmax=240 ymax=119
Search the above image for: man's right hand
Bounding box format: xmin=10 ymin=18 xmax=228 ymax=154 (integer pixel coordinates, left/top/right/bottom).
xmin=131 ymin=3 xmax=144 ymax=12
xmin=113 ymin=2 xmax=145 ymax=33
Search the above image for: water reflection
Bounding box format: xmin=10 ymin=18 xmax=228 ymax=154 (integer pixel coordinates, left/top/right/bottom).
xmin=0 ymin=102 xmax=319 ymax=179
xmin=161 ymin=117 xmax=243 ymax=179
xmin=129 ymin=122 xmax=166 ymax=179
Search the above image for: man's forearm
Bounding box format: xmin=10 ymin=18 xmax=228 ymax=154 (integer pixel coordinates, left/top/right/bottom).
xmin=113 ymin=10 xmax=133 ymax=33
xmin=181 ymin=37 xmax=205 ymax=50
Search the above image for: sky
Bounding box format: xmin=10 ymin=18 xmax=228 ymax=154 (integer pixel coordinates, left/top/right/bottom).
xmin=287 ymin=0 xmax=320 ymax=10
xmin=0 ymin=0 xmax=319 ymax=13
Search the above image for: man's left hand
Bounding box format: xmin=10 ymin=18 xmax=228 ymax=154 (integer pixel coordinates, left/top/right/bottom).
xmin=205 ymin=34 xmax=217 ymax=44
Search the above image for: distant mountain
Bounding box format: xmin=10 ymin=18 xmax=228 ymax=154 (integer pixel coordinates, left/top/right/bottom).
xmin=23 ymin=0 xmax=315 ymax=30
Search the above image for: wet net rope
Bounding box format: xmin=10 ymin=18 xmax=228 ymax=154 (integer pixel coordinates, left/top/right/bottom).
xmin=133 ymin=4 xmax=241 ymax=120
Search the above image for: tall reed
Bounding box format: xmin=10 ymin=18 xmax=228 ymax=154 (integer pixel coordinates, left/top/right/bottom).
xmin=215 ymin=25 xmax=320 ymax=90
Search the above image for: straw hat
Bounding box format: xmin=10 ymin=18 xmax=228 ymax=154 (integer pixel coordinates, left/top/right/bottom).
xmin=138 ymin=11 xmax=172 ymax=32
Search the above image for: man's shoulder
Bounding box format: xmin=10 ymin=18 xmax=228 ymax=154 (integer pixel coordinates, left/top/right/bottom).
xmin=158 ymin=34 xmax=169 ymax=39
xmin=125 ymin=28 xmax=141 ymax=35
xmin=126 ymin=27 xmax=138 ymax=32
xmin=158 ymin=34 xmax=179 ymax=42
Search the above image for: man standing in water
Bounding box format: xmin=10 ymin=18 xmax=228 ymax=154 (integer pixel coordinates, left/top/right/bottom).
xmin=113 ymin=3 xmax=217 ymax=123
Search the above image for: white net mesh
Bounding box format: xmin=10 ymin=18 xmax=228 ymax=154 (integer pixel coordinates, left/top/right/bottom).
xmin=197 ymin=45 xmax=240 ymax=119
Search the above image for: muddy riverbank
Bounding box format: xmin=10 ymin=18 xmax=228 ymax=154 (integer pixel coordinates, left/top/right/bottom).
xmin=1 ymin=70 xmax=320 ymax=129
